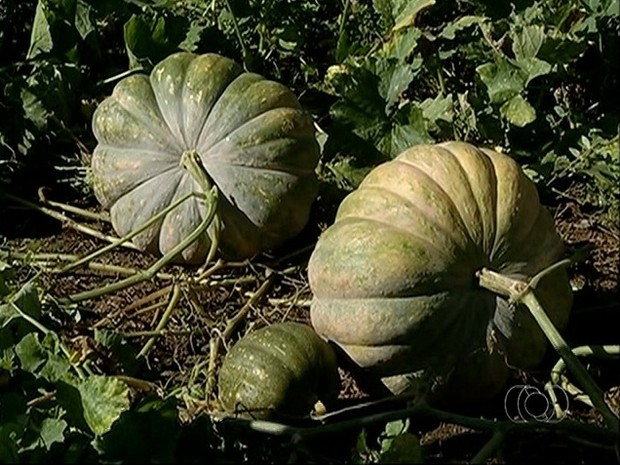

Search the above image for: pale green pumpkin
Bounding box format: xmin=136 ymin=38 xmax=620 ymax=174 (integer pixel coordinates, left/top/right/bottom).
xmin=308 ymin=141 xmax=572 ymax=403
xmin=218 ymin=322 xmax=340 ymax=419
xmin=91 ymin=52 xmax=319 ymax=263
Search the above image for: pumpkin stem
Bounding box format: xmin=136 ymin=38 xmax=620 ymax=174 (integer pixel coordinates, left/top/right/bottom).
xmin=181 ymin=149 xmax=222 ymax=270
xmin=477 ymin=268 xmax=619 ymax=432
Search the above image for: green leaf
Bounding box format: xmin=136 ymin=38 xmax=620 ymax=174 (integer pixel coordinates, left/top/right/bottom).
xmin=27 ymin=1 xmax=53 ymax=59
xmin=12 ymin=283 xmax=42 ymax=325
xmin=38 ymin=417 xmax=68 ymax=450
xmin=78 ymin=376 xmax=130 ymax=436
xmin=93 ymin=329 xmax=141 ymax=375
xmin=0 ymin=304 xmax=19 ymax=329
xmin=500 ymin=94 xmax=536 ymax=127
xmin=124 ymin=13 xmax=189 ymax=69
xmin=421 ymin=94 xmax=454 ymax=128
xmin=13 ymin=332 xmax=70 ymax=381
xmin=512 ymin=24 xmax=545 ymax=60
xmin=0 ymin=349 xmax=15 ymax=372
xmin=377 ymin=59 xmax=416 ymax=110
xmin=378 ymin=28 xmax=422 ymax=62
xmin=393 ymin=0 xmax=435 ymax=31
xmin=94 ymin=396 xmax=180 ymax=463
xmin=327 ymin=158 xmax=374 ymax=189
xmin=440 ymin=15 xmax=486 ymax=40
xmin=74 ymin=0 xmax=95 ymax=39
xmin=0 ymin=261 xmax=15 ymax=297
xmin=518 ymin=57 xmax=552 ymax=85
xmin=15 ymin=333 xmax=47 ymax=373
xmin=476 ymin=59 xmax=527 ymax=103
xmin=380 ymin=433 xmax=423 ymax=463
xmin=373 ymin=0 xmax=394 ymax=28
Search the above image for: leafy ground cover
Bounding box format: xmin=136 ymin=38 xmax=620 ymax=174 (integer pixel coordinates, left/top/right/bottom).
xmin=1 ymin=0 xmax=619 ymax=463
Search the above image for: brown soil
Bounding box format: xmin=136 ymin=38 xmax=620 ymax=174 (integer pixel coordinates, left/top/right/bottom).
xmin=0 ymin=188 xmax=618 ymax=464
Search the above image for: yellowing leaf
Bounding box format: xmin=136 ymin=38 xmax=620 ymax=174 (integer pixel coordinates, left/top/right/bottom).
xmin=78 ymin=376 xmax=130 ymax=436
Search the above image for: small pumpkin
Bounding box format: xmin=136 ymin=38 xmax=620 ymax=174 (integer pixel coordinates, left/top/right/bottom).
xmin=218 ymin=322 xmax=340 ymax=419
xmin=308 ymin=141 xmax=572 ymax=403
xmin=91 ymin=52 xmax=319 ymax=263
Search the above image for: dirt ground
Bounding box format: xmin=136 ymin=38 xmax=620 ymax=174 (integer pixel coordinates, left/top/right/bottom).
xmin=1 ymin=186 xmax=618 ymax=464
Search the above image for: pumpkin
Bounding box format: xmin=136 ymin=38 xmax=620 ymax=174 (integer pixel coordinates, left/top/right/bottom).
xmin=218 ymin=322 xmax=340 ymax=419
xmin=91 ymin=52 xmax=319 ymax=264
xmin=308 ymin=141 xmax=572 ymax=403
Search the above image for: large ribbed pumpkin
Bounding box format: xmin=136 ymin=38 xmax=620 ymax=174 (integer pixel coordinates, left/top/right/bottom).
xmin=218 ymin=322 xmax=340 ymax=419
xmin=308 ymin=141 xmax=572 ymax=403
xmin=91 ymin=52 xmax=319 ymax=263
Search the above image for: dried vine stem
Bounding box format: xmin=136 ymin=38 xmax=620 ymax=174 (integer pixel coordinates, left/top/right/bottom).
xmin=0 ymin=250 xmax=174 ymax=280
xmin=2 ymin=191 xmax=140 ymax=250
xmin=548 ymin=344 xmax=620 ymax=411
xmin=61 ymin=151 xmax=220 ymax=303
xmin=477 ymin=267 xmax=619 ymax=432
xmin=58 ymin=191 xmax=195 ymax=273
xmin=204 ymin=273 xmax=276 ymax=402
xmin=137 ymin=283 xmax=183 ymax=358
xmin=211 ymin=399 xmax=616 ymax=445
xmin=37 ymin=187 xmax=110 ymax=222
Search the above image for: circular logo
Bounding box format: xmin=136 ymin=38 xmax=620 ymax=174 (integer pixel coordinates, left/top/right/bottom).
xmin=504 ymin=384 xmax=569 ymax=423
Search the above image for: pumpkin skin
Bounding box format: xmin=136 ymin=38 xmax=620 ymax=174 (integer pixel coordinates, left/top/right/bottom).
xmin=308 ymin=141 xmax=572 ymax=403
xmin=91 ymin=52 xmax=320 ymax=263
xmin=218 ymin=322 xmax=340 ymax=419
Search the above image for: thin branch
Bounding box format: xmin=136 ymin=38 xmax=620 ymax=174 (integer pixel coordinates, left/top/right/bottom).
xmin=2 ymin=192 xmax=140 ymax=251
xmin=137 ymin=284 xmax=183 ymax=358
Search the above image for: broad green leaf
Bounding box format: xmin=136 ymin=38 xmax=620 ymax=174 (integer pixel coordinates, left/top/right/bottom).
xmin=476 ymin=59 xmax=527 ymax=103
xmin=327 ymin=158 xmax=374 ymax=189
xmin=12 ymin=283 xmax=42 ymax=323
xmin=0 ymin=349 xmax=15 ymax=372
xmin=378 ymin=106 xmax=431 ymax=157
xmin=124 ymin=13 xmax=189 ymax=69
xmin=74 ymin=0 xmax=95 ymax=39
xmin=512 ymin=25 xmax=545 ymax=60
xmin=500 ymin=94 xmax=536 ymax=127
xmin=78 ymin=376 xmax=130 ymax=436
xmin=378 ymin=60 xmax=416 ymax=110
xmin=38 ymin=351 xmax=70 ymax=382
xmin=421 ymin=94 xmax=454 ymax=128
xmin=38 ymin=418 xmax=68 ymax=450
xmin=393 ymin=0 xmax=435 ymax=31
xmin=373 ymin=0 xmax=393 ymax=28
xmin=27 ymin=1 xmax=53 ymax=59
xmin=0 ymin=261 xmax=14 ymax=297
xmin=378 ymin=28 xmax=422 ymax=62
xmin=14 ymin=331 xmax=70 ymax=381
xmin=94 ymin=396 xmax=180 ymax=463
xmin=380 ymin=433 xmax=423 ymax=463
xmin=15 ymin=333 xmax=47 ymax=373
xmin=0 ymin=304 xmax=19 ymax=329
xmin=440 ymin=15 xmax=486 ymax=40
xmin=382 ymin=419 xmax=409 ymax=441
xmin=518 ymin=57 xmax=552 ymax=84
